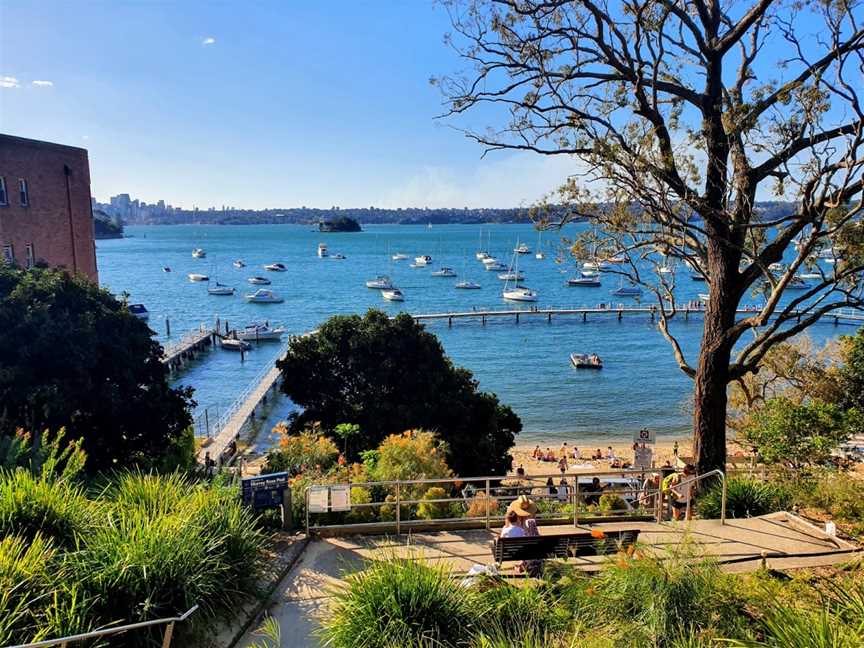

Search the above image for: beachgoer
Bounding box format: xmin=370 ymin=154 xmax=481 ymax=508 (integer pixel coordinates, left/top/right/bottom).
xmin=557 ymin=478 xmax=569 ymax=502
xmin=673 ymin=441 xmax=679 ymax=457
xmin=572 ymin=446 xmax=581 ymax=460
xmin=560 ymin=443 xmax=568 ymax=459
xmin=558 ymin=455 xmax=568 ymax=472
xmin=545 ymin=477 xmax=557 ymax=497
xmin=593 ymin=448 xmax=602 ymax=460
xmin=583 ymin=477 xmax=605 ymax=506
xmin=516 ymin=464 xmax=526 ymax=478
xmin=606 ymin=446 xmax=616 ymax=460
xmin=532 ymin=445 xmax=541 ymax=459
xmin=670 ymin=464 xmax=696 ymax=520
xmin=500 ymin=510 xmax=526 ymax=538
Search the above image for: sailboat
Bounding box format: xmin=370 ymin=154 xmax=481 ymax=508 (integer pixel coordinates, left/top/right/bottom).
xmin=502 ymin=252 xmax=537 ymax=302
xmin=535 ymin=230 xmax=545 ymax=259
xmin=610 ymin=277 xmax=642 ymax=297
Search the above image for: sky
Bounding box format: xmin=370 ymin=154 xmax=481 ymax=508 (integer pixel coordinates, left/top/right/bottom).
xmin=0 ymin=1 xmax=579 ymax=210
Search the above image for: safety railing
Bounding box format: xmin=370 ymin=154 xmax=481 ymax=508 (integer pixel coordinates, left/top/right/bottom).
xmin=304 ymin=469 xmax=690 ymax=535
xmin=674 ymin=469 xmax=727 ymax=525
xmin=6 ymin=605 xmax=199 ymax=648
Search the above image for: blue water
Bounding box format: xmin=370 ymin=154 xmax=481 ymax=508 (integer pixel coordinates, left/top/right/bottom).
xmin=95 ymin=224 xmax=850 ymax=448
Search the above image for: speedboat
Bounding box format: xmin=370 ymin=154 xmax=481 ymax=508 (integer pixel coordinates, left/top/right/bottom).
xmin=221 ymin=337 xmax=251 ymax=352
xmin=247 ymin=276 xmax=271 ymax=285
xmin=514 ymin=242 xmax=531 ymax=254
xmin=237 ymin=323 xmax=286 ymax=341
xmin=188 ymin=273 xmax=209 ymax=282
xmin=485 ymin=262 xmax=507 ymax=271
xmin=233 ymin=260 xmax=246 ymax=268
xmin=245 ymin=289 xmax=284 ymax=303
xmin=162 ymin=266 xmax=171 ymax=273
xmin=392 ymin=253 xmax=410 ymax=261
xmin=366 ymin=275 xmax=394 ymax=289
xmin=382 ymin=288 xmax=405 ymax=302
xmin=610 ymin=283 xmax=642 ymax=297
xmin=568 ymin=274 xmax=601 ymax=287
xmin=698 ymin=293 xmax=710 ymax=302
xmin=431 ymin=267 xmax=457 ymax=277
xmin=414 ymin=255 xmax=433 ymax=266
xmin=207 ymin=283 xmax=235 ymax=296
xmin=318 ymin=243 xmax=329 ymax=258
xmin=502 ymin=287 xmax=538 ymax=302
xmin=331 ymin=253 xmax=346 ymax=260
xmin=455 ymin=280 xmax=482 ymax=289
xmin=192 ymin=248 xmax=206 ymax=258
xmin=264 ymin=262 xmax=287 ymax=272
xmin=570 ymin=353 xmax=603 ymax=369
xmin=128 ymin=303 xmax=149 ymax=321
xmin=498 ymin=271 xmax=525 ymax=281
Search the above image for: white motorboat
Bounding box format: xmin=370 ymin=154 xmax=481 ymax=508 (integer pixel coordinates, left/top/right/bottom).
xmin=659 ymin=264 xmax=674 ymax=274
xmin=800 ymin=272 xmax=823 ymax=280
xmin=247 ymin=276 xmax=271 ymax=285
xmin=162 ymin=266 xmax=171 ymax=273
xmin=502 ymin=287 xmax=538 ymax=302
xmin=392 ymin=253 xmax=410 ymax=261
xmin=233 ymin=259 xmax=246 ymax=268
xmin=476 ymin=251 xmax=490 ymax=261
xmin=583 ymin=260 xmax=609 ymax=270
xmin=604 ymin=255 xmax=627 ymax=264
xmin=237 ymin=323 xmax=286 ymax=341
xmin=207 ymin=283 xmax=235 ymax=296
xmin=188 ymin=273 xmax=209 ymax=282
xmin=431 ymin=267 xmax=457 ymax=277
xmin=514 ymin=242 xmax=531 ymax=255
xmin=221 ymin=337 xmax=251 ymax=352
xmin=568 ymin=274 xmax=601 ymax=287
xmin=498 ymin=271 xmax=525 ymax=281
xmin=768 ymin=262 xmax=784 ymax=272
xmin=414 ymin=255 xmax=433 ymax=266
xmin=331 ymin=253 xmax=346 ymax=260
xmin=580 ymin=269 xmax=600 ymax=278
xmin=192 ymin=248 xmax=206 ymax=258
xmin=570 ymin=353 xmax=603 ymax=369
xmin=698 ymin=293 xmax=710 ymax=302
xmin=366 ymin=275 xmax=394 ymax=289
xmin=245 ymin=289 xmax=284 ymax=303
xmin=485 ymin=262 xmax=508 ymax=271
xmin=382 ymin=288 xmax=405 ymax=301
xmin=128 ymin=303 xmax=149 ymax=320
xmin=317 ymin=243 xmax=329 ymax=258
xmin=455 ymin=280 xmax=482 ymax=289
xmin=482 ymin=256 xmax=500 ymax=266
xmin=264 ymin=262 xmax=287 ymax=272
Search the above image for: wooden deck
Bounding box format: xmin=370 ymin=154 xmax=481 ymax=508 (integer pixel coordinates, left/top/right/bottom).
xmin=162 ymin=327 xmax=214 ymax=370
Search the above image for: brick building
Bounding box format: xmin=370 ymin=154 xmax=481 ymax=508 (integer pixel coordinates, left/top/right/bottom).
xmin=0 ymin=134 xmax=98 ymax=282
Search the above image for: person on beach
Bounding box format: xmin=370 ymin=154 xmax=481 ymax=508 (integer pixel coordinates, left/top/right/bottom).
xmin=532 ymin=445 xmax=541 ymax=459
xmin=572 ymin=446 xmax=581 ymax=460
xmin=606 ymin=446 xmax=616 ymax=460
xmin=592 ymin=448 xmax=602 ymax=460
xmin=516 ymin=464 xmax=526 ymax=478
xmin=558 ymin=454 xmax=568 ymax=472
xmin=670 ymin=464 xmax=696 ymax=520
xmin=500 ymin=510 xmax=526 ymax=538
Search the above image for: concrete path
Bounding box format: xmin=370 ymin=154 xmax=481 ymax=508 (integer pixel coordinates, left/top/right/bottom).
xmin=236 ymin=512 xmax=859 ymax=648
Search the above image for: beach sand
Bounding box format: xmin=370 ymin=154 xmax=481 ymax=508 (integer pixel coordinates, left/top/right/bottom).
xmin=510 ymin=439 xmax=689 ymax=476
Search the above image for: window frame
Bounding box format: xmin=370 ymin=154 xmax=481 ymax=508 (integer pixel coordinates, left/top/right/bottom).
xmin=0 ymin=177 xmax=7 ymax=206
xmin=18 ymin=178 xmax=28 ymax=207
xmin=25 ymin=243 xmax=35 ymax=269
xmin=2 ymin=244 xmax=13 ymax=265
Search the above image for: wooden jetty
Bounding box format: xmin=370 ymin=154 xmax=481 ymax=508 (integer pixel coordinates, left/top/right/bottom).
xmin=162 ymin=326 xmax=215 ymax=371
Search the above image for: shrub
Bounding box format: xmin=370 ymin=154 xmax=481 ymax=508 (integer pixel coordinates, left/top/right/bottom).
xmin=320 ymin=555 xmax=477 ymax=647
xmin=264 ymin=424 xmax=339 ymax=474
xmin=346 ymin=486 xmax=376 ymax=523
xmin=466 ymin=493 xmax=499 ymax=518
xmin=417 ymin=486 xmax=456 ymax=520
xmin=0 ymin=469 xmax=94 ymax=547
xmin=799 ymin=470 xmax=864 ymax=524
xmin=475 ymin=581 xmax=572 ymax=638
xmin=598 ymin=494 xmax=628 ymax=513
xmin=696 ymin=477 xmax=790 ymax=519
xmin=368 ymin=430 xmax=452 ymax=483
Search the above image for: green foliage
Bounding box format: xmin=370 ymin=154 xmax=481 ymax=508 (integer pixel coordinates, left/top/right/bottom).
xmin=334 ymin=423 xmax=361 ymax=455
xmin=368 ymin=430 xmax=452 ymax=483
xmin=740 ymin=397 xmax=850 ymax=466
xmin=320 ymin=555 xmax=477 ymax=647
xmin=263 ymin=423 xmax=339 ymax=474
xmin=417 ymin=486 xmax=457 ymax=520
xmin=277 ymin=310 xmax=520 ymax=475
xmin=790 ymin=469 xmax=864 ymax=532
xmin=0 ymin=266 xmax=194 ymax=473
xmin=838 ymin=327 xmax=864 ymax=412
xmin=598 ymin=494 xmax=628 ymax=513
xmin=157 ymin=425 xmax=198 ymax=473
xmin=696 ymin=477 xmax=791 ymax=519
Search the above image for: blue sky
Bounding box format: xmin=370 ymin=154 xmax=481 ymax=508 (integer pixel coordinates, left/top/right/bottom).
xmin=0 ymin=1 xmax=576 ymax=209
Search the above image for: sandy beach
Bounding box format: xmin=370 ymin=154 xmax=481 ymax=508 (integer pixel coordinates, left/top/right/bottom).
xmin=509 ymin=439 xmax=690 ymax=477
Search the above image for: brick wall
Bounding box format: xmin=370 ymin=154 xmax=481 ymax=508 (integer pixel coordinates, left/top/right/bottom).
xmin=0 ymin=134 xmax=98 ymax=282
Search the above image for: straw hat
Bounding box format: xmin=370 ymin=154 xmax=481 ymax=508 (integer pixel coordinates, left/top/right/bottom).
xmin=507 ymin=495 xmax=538 ymax=517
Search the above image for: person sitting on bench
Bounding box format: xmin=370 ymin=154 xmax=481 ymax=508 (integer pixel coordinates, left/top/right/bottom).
xmin=506 ymin=495 xmax=542 ymax=576
xmin=500 ymin=510 xmax=525 ymax=538
xmin=583 ymin=477 xmax=606 ymax=506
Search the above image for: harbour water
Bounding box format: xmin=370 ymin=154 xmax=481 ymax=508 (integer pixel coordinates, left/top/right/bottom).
xmin=96 ymin=223 xmax=852 ymax=449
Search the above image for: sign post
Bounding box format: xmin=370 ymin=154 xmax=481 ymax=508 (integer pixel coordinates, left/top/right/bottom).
xmin=241 ymin=472 xmax=291 ymax=529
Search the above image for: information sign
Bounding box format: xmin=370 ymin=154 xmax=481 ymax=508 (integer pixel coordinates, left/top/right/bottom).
xmin=633 ymin=428 xmax=656 ymax=444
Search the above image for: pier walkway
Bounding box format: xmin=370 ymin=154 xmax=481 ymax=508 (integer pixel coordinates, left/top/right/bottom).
xmin=161 ymin=326 xmax=215 ymax=371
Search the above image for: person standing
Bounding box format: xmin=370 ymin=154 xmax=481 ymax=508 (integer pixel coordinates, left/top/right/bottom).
xmin=670 ymin=464 xmax=696 ymax=521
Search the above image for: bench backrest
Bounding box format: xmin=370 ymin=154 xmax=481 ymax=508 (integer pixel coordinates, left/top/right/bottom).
xmin=493 ymin=529 xmax=640 ymax=563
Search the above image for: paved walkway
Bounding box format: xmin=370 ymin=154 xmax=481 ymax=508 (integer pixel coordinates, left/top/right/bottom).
xmin=236 ymin=512 xmax=858 ymax=648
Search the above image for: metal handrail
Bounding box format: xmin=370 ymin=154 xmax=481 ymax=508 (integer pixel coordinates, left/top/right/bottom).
xmin=673 ymin=469 xmax=726 ymax=525
xmin=6 ymin=605 xmax=199 ymax=648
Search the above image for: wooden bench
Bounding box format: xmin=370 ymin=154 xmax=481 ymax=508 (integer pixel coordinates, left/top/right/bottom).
xmin=492 ymin=529 xmax=641 ymax=565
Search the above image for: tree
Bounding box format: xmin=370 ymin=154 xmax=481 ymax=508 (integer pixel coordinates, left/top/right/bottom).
xmin=276 ymin=310 xmax=521 ymax=475
xmin=0 ymin=267 xmax=194 ymax=473
xmin=438 ymin=0 xmax=864 ymax=472
xmin=838 ymin=326 xmax=864 ymax=412
xmin=368 ymin=430 xmax=453 ymax=483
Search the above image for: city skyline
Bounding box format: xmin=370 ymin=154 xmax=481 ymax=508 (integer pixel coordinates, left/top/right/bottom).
xmin=0 ymin=2 xmax=577 ymax=210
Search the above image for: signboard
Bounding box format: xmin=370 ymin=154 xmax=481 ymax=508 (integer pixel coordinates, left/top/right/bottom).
xmin=308 ymin=486 xmax=329 ymax=513
xmin=241 ymin=472 xmax=289 ymax=510
xmin=329 ymin=485 xmax=352 ymax=512
xmin=634 ymin=446 xmax=654 ymax=470
xmin=633 ymin=428 xmax=656 ymax=445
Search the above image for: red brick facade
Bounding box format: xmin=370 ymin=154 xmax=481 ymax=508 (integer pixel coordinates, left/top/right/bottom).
xmin=0 ymin=134 xmax=98 ymax=282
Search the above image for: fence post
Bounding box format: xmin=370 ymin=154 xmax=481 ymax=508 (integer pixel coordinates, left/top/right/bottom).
xmin=574 ymin=480 xmax=580 ymax=527
xmin=161 ymin=621 xmax=175 ymax=648
xmin=485 ymin=479 xmax=491 ymax=530
xmin=282 ymin=488 xmax=292 ymax=531
xmin=396 ymin=482 xmax=401 ymax=536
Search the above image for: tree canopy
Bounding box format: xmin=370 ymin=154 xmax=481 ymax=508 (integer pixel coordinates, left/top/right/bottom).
xmin=0 ymin=266 xmax=194 ymax=473
xmin=276 ymin=310 xmax=521 ymax=475
xmin=438 ymin=0 xmax=864 ymax=472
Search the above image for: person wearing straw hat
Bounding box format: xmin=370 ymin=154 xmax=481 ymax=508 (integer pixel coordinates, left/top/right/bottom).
xmin=506 ymin=495 xmax=543 ymax=575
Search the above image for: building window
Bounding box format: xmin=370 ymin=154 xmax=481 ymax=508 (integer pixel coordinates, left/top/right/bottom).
xmin=2 ymin=245 xmax=13 ymax=266
xmin=0 ymin=177 xmax=7 ymax=205
xmin=18 ymin=179 xmax=28 ymax=206
xmin=25 ymin=244 xmax=35 ymax=269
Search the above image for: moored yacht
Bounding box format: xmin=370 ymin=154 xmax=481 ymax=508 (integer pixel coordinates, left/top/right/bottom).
xmin=245 ymin=289 xmax=284 ymax=303
xmin=366 ymin=275 xmax=394 ymax=289
xmin=392 ymin=253 xmax=410 ymax=261
xmin=237 ymin=323 xmax=286 ymax=341
xmin=188 ymin=273 xmax=209 ymax=282
xmin=317 ymin=243 xmax=329 ymax=258
xmin=413 ymin=255 xmax=433 ymax=266
xmin=192 ymin=248 xmax=206 ymax=258
xmin=221 ymin=337 xmax=252 ymax=352
xmin=264 ymin=262 xmax=287 ymax=272
xmin=514 ymin=242 xmax=531 ymax=254
xmin=247 ymin=276 xmax=271 ymax=285
xmin=610 ymin=279 xmax=642 ymax=297
xmin=568 ymin=273 xmax=601 ymax=287
xmin=128 ymin=303 xmax=149 ymax=320
xmin=502 ymin=286 xmax=538 ymax=302
xmin=476 ymin=251 xmax=490 ymax=261
xmin=498 ymin=270 xmax=525 ymax=281
xmin=382 ymin=288 xmax=405 ymax=302
xmin=455 ymin=280 xmax=482 ymax=289
xmin=233 ymin=259 xmax=246 ymax=268
xmin=570 ymin=353 xmax=603 ymax=369
xmin=484 ymin=262 xmax=507 ymax=271
xmin=431 ymin=267 xmax=457 ymax=277
xmin=207 ymin=283 xmax=235 ymax=296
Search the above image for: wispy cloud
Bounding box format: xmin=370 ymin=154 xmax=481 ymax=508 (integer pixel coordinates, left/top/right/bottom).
xmin=32 ymin=80 xmax=53 ymax=87
xmin=202 ymin=36 xmax=216 ymax=46
xmin=0 ymin=76 xmax=20 ymax=88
